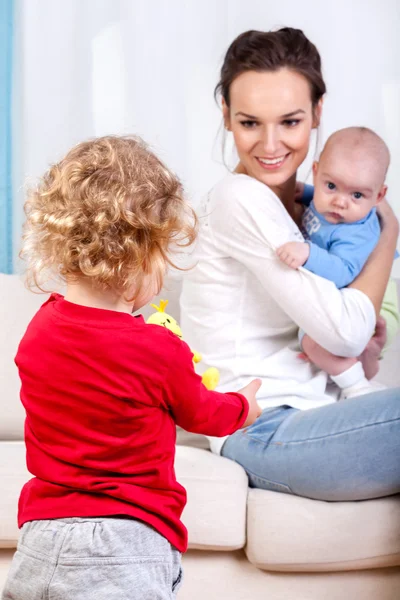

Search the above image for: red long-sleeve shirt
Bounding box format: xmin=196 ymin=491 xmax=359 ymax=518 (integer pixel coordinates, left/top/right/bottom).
xmin=15 ymin=294 xmax=248 ymax=552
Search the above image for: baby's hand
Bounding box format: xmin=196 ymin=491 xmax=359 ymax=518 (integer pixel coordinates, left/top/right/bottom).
xmin=276 ymin=242 xmax=310 ymax=269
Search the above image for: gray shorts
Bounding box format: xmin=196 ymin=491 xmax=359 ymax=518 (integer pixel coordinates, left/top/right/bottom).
xmin=2 ymin=517 xmax=182 ymax=599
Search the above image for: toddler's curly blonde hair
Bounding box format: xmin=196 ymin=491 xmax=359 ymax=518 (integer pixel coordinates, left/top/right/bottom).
xmin=22 ymin=135 xmax=197 ymax=298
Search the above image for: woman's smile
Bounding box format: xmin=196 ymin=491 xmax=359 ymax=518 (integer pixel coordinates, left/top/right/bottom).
xmin=224 ymin=68 xmax=321 ymax=198
xmin=256 ymin=153 xmax=290 ymax=170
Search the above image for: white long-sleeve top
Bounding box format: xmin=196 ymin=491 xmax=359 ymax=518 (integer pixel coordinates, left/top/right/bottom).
xmin=180 ymin=173 xmax=376 ymax=454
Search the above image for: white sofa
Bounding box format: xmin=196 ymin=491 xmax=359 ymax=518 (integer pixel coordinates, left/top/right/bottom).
xmin=1 ymin=273 xmax=400 ymax=600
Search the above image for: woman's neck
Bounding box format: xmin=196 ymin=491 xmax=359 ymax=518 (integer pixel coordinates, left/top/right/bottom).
xmin=235 ymin=164 xmax=298 ymax=222
xmin=270 ymin=175 xmax=297 ymax=220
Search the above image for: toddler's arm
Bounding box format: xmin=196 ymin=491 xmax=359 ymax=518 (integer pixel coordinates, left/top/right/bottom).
xmin=164 ymin=339 xmax=261 ymax=436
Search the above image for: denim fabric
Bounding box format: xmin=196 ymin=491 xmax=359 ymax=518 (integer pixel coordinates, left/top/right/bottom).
xmin=222 ymin=388 xmax=400 ymax=501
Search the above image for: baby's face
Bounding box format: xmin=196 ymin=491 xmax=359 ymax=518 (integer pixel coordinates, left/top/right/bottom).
xmin=312 ymin=146 xmax=387 ymax=224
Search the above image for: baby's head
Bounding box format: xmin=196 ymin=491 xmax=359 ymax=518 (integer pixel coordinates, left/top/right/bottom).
xmin=312 ymin=127 xmax=389 ymax=224
xmin=22 ymin=136 xmax=197 ymax=305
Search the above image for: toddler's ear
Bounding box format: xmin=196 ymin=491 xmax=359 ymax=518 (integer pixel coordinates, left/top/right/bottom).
xmin=376 ymin=185 xmax=387 ymax=204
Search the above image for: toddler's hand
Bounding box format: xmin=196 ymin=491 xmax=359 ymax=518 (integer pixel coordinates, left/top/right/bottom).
xmin=277 ymin=242 xmax=310 ymax=269
xmin=238 ymin=379 xmax=262 ymax=428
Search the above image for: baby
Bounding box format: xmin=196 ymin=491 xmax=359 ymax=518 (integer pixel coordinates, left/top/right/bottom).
xmin=277 ymin=127 xmax=391 ymax=399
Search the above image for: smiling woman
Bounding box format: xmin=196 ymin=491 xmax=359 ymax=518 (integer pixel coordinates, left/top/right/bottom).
xmin=223 ymin=69 xmax=320 ymax=201
xmin=180 ymin=27 xmax=400 ymax=503
xmin=215 ymin=29 xmax=324 ymax=195
xmin=215 ymin=28 xmax=325 ymax=218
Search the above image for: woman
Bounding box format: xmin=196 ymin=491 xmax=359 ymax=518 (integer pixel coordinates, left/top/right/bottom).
xmin=180 ymin=28 xmax=400 ymax=501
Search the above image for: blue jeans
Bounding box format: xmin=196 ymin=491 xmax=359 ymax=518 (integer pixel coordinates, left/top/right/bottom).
xmin=221 ymin=388 xmax=400 ymax=501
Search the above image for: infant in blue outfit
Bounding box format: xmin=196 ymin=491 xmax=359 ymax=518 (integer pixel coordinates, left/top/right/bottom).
xmin=277 ymin=126 xmax=390 ymax=400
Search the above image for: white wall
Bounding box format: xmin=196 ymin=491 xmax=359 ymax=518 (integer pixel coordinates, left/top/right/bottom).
xmin=14 ymin=0 xmax=400 ymax=274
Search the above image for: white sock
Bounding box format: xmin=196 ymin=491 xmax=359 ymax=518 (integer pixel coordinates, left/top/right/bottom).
xmin=330 ymin=362 xmax=372 ymax=399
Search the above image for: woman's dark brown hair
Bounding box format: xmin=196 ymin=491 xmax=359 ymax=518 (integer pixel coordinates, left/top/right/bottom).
xmin=215 ymin=27 xmax=326 ymax=108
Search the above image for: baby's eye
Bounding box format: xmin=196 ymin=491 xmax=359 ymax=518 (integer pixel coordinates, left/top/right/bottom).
xmin=353 ymin=192 xmax=363 ymax=200
xmin=240 ymin=120 xmax=258 ymax=128
xmin=326 ymin=182 xmax=336 ymax=190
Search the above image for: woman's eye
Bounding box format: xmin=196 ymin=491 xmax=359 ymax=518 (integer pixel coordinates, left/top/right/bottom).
xmin=326 ymin=182 xmax=336 ymax=190
xmin=240 ymin=120 xmax=258 ymax=128
xmin=353 ymin=192 xmax=363 ymax=200
xmin=282 ymin=119 xmax=300 ymax=127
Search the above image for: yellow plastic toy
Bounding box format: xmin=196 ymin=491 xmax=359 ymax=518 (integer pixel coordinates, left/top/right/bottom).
xmin=146 ymin=300 xmax=220 ymax=391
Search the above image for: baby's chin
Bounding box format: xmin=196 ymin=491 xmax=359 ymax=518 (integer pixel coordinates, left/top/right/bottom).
xmin=323 ymin=211 xmax=346 ymax=224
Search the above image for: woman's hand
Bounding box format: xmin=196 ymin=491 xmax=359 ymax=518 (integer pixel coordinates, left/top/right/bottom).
xmin=358 ymin=317 xmax=387 ymax=379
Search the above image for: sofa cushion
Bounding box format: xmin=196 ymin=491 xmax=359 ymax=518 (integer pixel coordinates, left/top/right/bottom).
xmin=0 ymin=275 xmax=48 ymax=440
xmin=0 ymin=442 xmax=249 ymax=552
xmin=176 ymin=446 xmax=248 ymax=550
xmin=3 ymin=440 xmax=400 ymax=572
xmin=0 ymin=442 xmax=29 ymax=545
xmin=176 ymin=426 xmax=210 ymax=451
xmin=246 ymin=488 xmax=400 ymax=572
xmin=181 ymin=551 xmax=400 ymax=600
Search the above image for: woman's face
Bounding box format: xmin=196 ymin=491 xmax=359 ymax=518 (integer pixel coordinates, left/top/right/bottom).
xmin=223 ymin=68 xmax=322 ymax=191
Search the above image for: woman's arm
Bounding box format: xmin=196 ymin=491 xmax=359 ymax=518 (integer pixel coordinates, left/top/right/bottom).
xmin=348 ymin=200 xmax=399 ymax=318
xmin=210 ymin=175 xmax=377 ymax=357
xmin=358 ymin=280 xmax=399 ymax=378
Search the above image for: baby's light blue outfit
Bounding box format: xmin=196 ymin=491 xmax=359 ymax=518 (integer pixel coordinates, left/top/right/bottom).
xmin=300 ymin=185 xmax=380 ymax=289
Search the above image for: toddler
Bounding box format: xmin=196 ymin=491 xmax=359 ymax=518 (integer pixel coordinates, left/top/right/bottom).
xmin=2 ymin=136 xmax=261 ymax=600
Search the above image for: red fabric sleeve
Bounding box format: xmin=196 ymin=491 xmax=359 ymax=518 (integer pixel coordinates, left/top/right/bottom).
xmin=164 ymin=339 xmax=249 ymax=436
